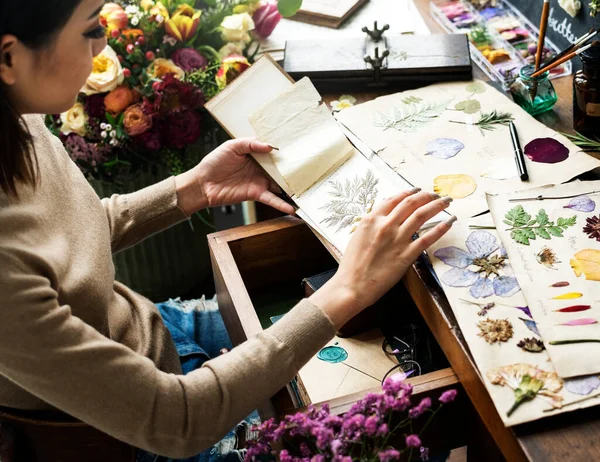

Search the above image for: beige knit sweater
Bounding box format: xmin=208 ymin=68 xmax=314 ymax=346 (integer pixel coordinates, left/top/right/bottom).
xmin=0 ymin=115 xmax=335 ymax=458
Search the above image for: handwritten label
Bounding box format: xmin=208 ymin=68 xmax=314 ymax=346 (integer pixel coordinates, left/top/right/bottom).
xmin=548 ymin=7 xmax=579 ymax=44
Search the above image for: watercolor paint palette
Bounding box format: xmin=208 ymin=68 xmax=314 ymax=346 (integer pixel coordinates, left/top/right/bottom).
xmin=430 ymin=0 xmax=571 ymax=90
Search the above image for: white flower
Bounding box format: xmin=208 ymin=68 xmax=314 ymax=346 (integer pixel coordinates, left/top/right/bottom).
xmin=330 ymin=95 xmax=357 ymax=112
xmin=131 ymin=16 xmax=140 ymax=26
xmin=220 ymin=13 xmax=255 ymax=43
xmin=100 ymin=123 xmax=107 ymax=130
xmin=558 ymin=0 xmax=581 ymax=17
xmin=101 ymin=131 xmax=108 ymax=138
xmin=125 ymin=5 xmax=140 ymax=15
xmin=110 ymin=130 xmax=117 ymax=138
xmin=81 ymin=45 xmax=124 ymax=95
xmin=156 ymin=14 xmax=164 ymax=23
xmin=163 ymin=35 xmax=177 ymax=46
xmin=218 ymin=42 xmax=246 ymax=59
xmin=105 ymin=124 xmax=112 ymax=131
xmin=60 ymin=102 xmax=88 ymax=136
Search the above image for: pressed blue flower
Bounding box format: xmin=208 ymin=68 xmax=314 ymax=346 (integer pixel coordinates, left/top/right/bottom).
xmin=434 ymin=230 xmax=521 ymax=299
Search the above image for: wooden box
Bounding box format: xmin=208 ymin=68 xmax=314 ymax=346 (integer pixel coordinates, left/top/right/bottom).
xmin=209 ymin=217 xmax=457 ymax=400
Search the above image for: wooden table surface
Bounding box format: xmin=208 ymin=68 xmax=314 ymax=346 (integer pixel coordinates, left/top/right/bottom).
xmin=319 ymin=1 xmax=600 ymax=461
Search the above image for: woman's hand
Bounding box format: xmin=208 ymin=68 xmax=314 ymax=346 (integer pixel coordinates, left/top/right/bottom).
xmin=309 ymin=189 xmax=456 ymax=329
xmin=175 ymin=138 xmax=295 ymax=216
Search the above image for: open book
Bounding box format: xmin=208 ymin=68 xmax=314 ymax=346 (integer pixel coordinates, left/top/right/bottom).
xmin=205 ymin=56 xmax=445 ymax=256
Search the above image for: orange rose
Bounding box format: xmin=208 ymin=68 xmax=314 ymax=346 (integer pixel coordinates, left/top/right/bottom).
xmin=122 ymin=29 xmax=144 ymax=44
xmin=123 ymin=104 xmax=152 ymax=136
xmin=100 ymin=3 xmax=128 ymax=34
xmin=104 ymin=85 xmax=138 ymax=114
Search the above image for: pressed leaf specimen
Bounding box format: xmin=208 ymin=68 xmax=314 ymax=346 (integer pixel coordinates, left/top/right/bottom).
xmin=558 ymin=318 xmax=598 ymax=326
xmin=551 ymin=292 xmax=583 ymax=300
xmin=465 ymin=81 xmax=487 ymax=94
xmin=517 ymin=337 xmax=545 ymax=352
xmin=433 ymin=174 xmax=477 ymax=199
xmin=401 ymin=95 xmax=423 ymax=105
xmin=524 ymin=138 xmax=570 ymax=164
xmin=554 ymin=305 xmax=591 ymax=313
xmin=425 ymin=138 xmax=465 ymax=159
xmin=583 ymin=215 xmax=600 ymax=241
xmin=487 ymin=364 xmax=564 ymax=416
xmin=561 ymin=131 xmax=600 ymax=151
xmin=450 ymin=110 xmax=514 ymax=135
xmin=373 ymin=99 xmax=449 ymax=133
xmin=536 ymin=247 xmax=560 ymax=269
xmin=564 ymin=196 xmax=596 ymax=213
xmin=434 ymin=230 xmax=520 ymax=299
xmin=459 ymin=298 xmax=495 ymax=316
xmin=320 ymin=169 xmax=379 ymax=233
xmin=454 ymin=99 xmax=481 ymax=114
xmin=503 ymin=205 xmax=577 ymax=245
xmin=571 ymin=249 xmax=600 ymax=281
xmin=477 ymin=318 xmax=514 ymax=344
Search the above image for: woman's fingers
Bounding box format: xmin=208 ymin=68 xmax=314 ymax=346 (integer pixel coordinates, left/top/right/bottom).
xmin=399 ymin=197 xmax=452 ymax=237
xmin=257 ymin=190 xmax=295 ymax=215
xmin=387 ymin=191 xmax=438 ymax=225
xmin=224 ymin=138 xmax=272 ymax=156
xmin=370 ymin=188 xmax=421 ymax=217
xmin=408 ymin=216 xmax=457 ymax=257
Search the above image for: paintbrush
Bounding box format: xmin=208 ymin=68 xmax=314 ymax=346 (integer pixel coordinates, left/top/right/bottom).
xmin=541 ymin=28 xmax=597 ymax=69
xmin=535 ymin=0 xmax=550 ymax=70
xmin=531 ymin=42 xmax=595 ymax=78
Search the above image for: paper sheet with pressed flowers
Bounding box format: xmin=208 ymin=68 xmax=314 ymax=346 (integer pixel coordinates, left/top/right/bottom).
xmin=336 ymin=80 xmax=600 ymax=219
xmin=427 ymin=218 xmax=600 ymax=426
xmin=488 ymin=182 xmax=600 ymax=379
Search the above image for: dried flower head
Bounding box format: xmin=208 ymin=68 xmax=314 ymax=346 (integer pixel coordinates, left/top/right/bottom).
xmin=517 ymin=337 xmax=546 ymax=352
xmin=584 ymin=215 xmax=600 ymax=241
xmin=477 ymin=318 xmax=514 ymax=344
xmin=536 ymin=247 xmax=560 ymax=269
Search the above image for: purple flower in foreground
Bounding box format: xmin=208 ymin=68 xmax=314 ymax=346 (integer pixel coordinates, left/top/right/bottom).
xmin=409 ymin=397 xmax=432 ymax=419
xmin=439 ymin=389 xmax=458 ymax=404
xmin=433 ymin=230 xmax=520 ymax=299
xmin=406 ymin=434 xmax=422 ymax=448
xmin=420 ymin=446 xmax=430 ymax=461
xmin=378 ymin=448 xmax=401 ymax=461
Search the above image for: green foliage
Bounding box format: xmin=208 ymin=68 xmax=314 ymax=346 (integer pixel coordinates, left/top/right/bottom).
xmin=278 ymin=0 xmax=303 ymax=17
xmin=465 ymin=81 xmax=486 ymax=94
xmin=504 ymin=205 xmax=577 ymax=245
xmin=320 ymin=170 xmax=379 ymax=232
xmin=561 ymin=131 xmax=600 ymax=151
xmin=186 ymin=62 xmax=222 ymax=100
xmin=401 ymin=95 xmax=423 ymax=105
xmin=454 ymin=99 xmax=481 ymax=114
xmin=468 ymin=25 xmax=492 ymax=48
xmin=373 ymin=99 xmax=449 ymax=133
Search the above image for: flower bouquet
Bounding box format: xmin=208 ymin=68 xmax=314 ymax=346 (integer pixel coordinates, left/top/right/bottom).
xmin=246 ymin=376 xmax=458 ymax=462
xmin=45 ymin=0 xmax=285 ymax=182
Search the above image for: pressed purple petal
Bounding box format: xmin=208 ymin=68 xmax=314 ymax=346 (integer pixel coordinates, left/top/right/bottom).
xmin=470 ymin=277 xmax=494 ymax=298
xmin=516 ymin=306 xmax=533 ymax=318
xmin=440 ymin=267 xmax=480 ymax=287
xmin=524 ymin=138 xmax=569 ymax=164
xmin=564 ymin=196 xmax=596 ymax=213
xmin=499 ymin=245 xmax=508 ymax=258
xmin=503 ymin=263 xmax=515 ymax=277
xmin=433 ymin=246 xmax=474 ymax=268
xmin=425 ymin=138 xmax=465 ymax=159
xmin=465 ymin=230 xmax=499 ymax=259
xmin=520 ymin=317 xmax=540 ymax=337
xmin=493 ymin=276 xmax=521 ymax=297
xmin=564 ymin=375 xmax=600 ymax=395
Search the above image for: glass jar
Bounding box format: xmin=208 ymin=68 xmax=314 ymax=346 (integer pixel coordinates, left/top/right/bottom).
xmin=573 ymin=45 xmax=600 ymax=138
xmin=509 ymin=64 xmax=558 ymax=116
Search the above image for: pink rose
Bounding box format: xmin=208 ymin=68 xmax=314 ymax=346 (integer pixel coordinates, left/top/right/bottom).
xmin=171 ymin=48 xmax=208 ymax=72
xmin=123 ymin=104 xmax=152 ymax=136
xmin=253 ymin=2 xmax=281 ymax=38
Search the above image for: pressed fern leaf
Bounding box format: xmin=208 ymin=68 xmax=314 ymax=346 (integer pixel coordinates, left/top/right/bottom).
xmin=450 ymin=110 xmax=514 ymax=135
xmin=373 ymin=100 xmax=449 ymax=133
xmin=504 ymin=205 xmax=576 ymax=245
xmin=320 ymin=170 xmax=380 ymax=232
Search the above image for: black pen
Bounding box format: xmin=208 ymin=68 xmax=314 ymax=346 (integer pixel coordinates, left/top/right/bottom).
xmin=509 ymin=121 xmax=528 ymax=181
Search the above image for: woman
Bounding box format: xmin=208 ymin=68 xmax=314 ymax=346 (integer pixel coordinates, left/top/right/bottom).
xmin=0 ymin=0 xmax=456 ymax=460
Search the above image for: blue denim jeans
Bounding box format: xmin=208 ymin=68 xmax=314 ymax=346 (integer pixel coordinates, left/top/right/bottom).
xmin=136 ymin=297 xmax=260 ymax=462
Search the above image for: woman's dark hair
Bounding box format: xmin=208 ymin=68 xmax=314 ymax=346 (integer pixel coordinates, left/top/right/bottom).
xmin=0 ymin=0 xmax=84 ymax=197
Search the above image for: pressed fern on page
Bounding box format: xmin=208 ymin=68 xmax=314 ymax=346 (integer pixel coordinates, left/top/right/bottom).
xmin=320 ymin=170 xmax=380 ymax=233
xmin=373 ymin=100 xmax=450 ymax=133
